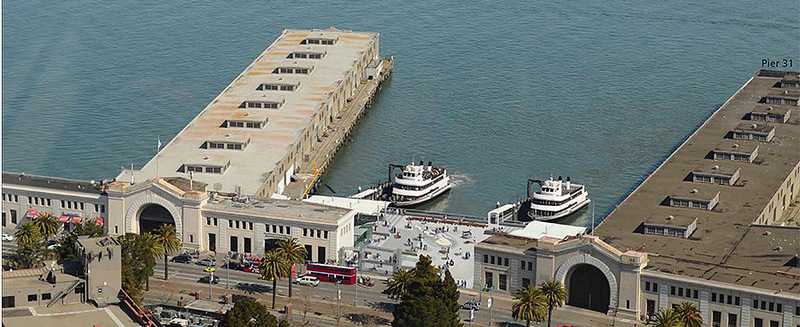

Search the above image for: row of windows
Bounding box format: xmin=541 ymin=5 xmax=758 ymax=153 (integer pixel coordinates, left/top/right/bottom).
xmin=272 ymin=67 xmax=311 ymax=75
xmin=482 ymin=254 xmax=509 ymax=267
xmin=257 ymin=83 xmax=296 ymax=92
xmin=229 ymin=219 xmax=254 ymax=231
xmin=643 ymin=226 xmax=686 ymax=238
xmin=752 ymin=299 xmax=783 ymax=313
xmin=206 ymin=217 xmax=218 ymax=226
xmin=644 ymin=281 xmax=659 ymax=293
xmin=240 ymin=100 xmax=282 ymax=109
xmin=669 ymin=198 xmax=710 ymax=210
xmin=731 ymin=132 xmax=770 ymax=142
xmin=693 ymin=174 xmax=732 ymax=185
xmin=520 ymin=260 xmax=534 ymax=271
xmin=268 ymin=224 xmax=291 ymax=235
xmin=288 ymin=52 xmax=324 ymax=59
xmin=224 ymin=120 xmax=265 ymax=129
xmin=182 ymin=165 xmax=224 ymax=174
xmin=300 ymin=38 xmax=335 ymax=45
xmin=711 ymin=292 xmax=741 ymax=306
xmin=484 ymin=271 xmax=508 ymax=291
xmin=713 ymin=152 xmax=752 ymax=161
xmin=302 ymin=228 xmax=327 ymax=239
xmin=670 ymin=285 xmax=699 ymax=299
xmin=204 ymin=141 xmax=246 ymax=151
xmin=4 ymin=194 xmax=105 ymax=214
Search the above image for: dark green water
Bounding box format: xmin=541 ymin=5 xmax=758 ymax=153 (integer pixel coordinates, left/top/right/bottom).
xmin=3 ymin=1 xmax=798 ymax=226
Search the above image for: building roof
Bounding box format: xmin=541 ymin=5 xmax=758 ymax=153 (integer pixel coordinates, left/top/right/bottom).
xmin=732 ymin=122 xmax=774 ymax=134
xmin=203 ymin=196 xmax=352 ymax=226
xmin=751 ymin=105 xmax=792 ymax=116
xmin=77 ymin=236 xmax=120 ymax=253
xmin=2 ymin=172 xmax=104 ymax=194
xmin=595 ymin=70 xmax=800 ymax=294
xmin=508 ymin=221 xmax=586 ymax=240
xmin=121 ymin=28 xmax=379 ymax=195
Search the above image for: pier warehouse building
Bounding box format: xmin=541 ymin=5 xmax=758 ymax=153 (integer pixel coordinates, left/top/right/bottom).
xmin=2 ymin=28 xmax=385 ymax=263
xmin=473 ymin=70 xmax=800 ymax=326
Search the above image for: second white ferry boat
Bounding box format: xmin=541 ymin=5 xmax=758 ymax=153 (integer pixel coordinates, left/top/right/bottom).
xmin=390 ymin=161 xmax=452 ymax=207
xmin=527 ymin=176 xmax=590 ymax=221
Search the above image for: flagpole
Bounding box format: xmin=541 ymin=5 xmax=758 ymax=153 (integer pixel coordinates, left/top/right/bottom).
xmin=155 ymin=136 xmax=161 ymax=178
xmin=591 ymin=201 xmax=595 ymax=235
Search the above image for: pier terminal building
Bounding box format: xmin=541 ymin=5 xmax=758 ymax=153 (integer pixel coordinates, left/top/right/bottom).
xmin=2 ymin=28 xmax=386 ymax=263
xmin=474 ymin=70 xmax=800 ymax=326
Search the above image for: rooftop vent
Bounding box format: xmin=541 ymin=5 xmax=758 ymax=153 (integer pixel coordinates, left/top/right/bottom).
xmin=666 ymin=215 xmax=674 ymax=221
xmin=712 ymin=165 xmax=719 ymax=170
xmin=690 ymin=189 xmax=698 ymax=194
xmin=768 ymin=106 xmax=774 ymax=111
xmin=732 ymin=143 xmax=740 ymax=148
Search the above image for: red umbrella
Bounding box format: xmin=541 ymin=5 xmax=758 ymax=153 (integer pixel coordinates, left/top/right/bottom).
xmin=58 ymin=215 xmax=70 ymax=223
xmin=94 ymin=216 xmax=104 ymax=226
xmin=71 ymin=216 xmax=82 ymax=224
xmin=25 ymin=208 xmax=39 ymax=218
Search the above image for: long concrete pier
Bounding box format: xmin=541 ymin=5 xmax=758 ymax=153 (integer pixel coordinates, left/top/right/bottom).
xmin=119 ymin=28 xmax=390 ymax=201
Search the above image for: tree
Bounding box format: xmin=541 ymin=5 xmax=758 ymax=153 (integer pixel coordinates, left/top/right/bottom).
xmin=277 ymin=237 xmax=306 ymax=298
xmin=260 ymin=249 xmax=290 ymax=309
xmin=14 ymin=222 xmax=46 ymax=268
xmin=434 ymin=269 xmax=461 ymax=327
xmin=539 ymin=280 xmax=567 ymax=327
xmin=512 ymin=286 xmax=547 ymax=327
xmin=675 ymin=302 xmax=702 ymax=327
xmin=32 ymin=213 xmax=61 ymax=240
xmin=57 ymin=220 xmax=105 ymax=263
xmin=222 ymin=299 xmax=278 ymax=327
xmin=153 ymin=224 xmax=182 ymax=280
xmin=383 ymin=268 xmax=413 ymax=300
xmin=138 ymin=232 xmax=164 ymax=290
xmin=391 ymin=255 xmax=461 ymax=327
xmin=649 ymin=308 xmax=679 ymax=327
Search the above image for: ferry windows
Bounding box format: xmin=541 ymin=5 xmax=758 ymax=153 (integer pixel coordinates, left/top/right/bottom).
xmin=223 ymin=120 xmax=266 ymax=129
xmin=287 ymin=51 xmax=325 ymax=59
xmin=300 ymin=38 xmax=336 ymax=45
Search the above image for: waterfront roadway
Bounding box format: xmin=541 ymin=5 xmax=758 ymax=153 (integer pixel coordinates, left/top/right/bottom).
xmin=149 ymin=260 xmax=627 ymax=327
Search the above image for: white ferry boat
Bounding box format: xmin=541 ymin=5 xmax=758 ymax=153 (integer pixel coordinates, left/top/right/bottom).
xmin=527 ymin=176 xmax=590 ymax=221
xmin=390 ymin=161 xmax=452 ymax=207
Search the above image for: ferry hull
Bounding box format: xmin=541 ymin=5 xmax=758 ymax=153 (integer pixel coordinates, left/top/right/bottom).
xmin=392 ymin=184 xmax=452 ymax=207
xmin=528 ymin=198 xmax=591 ymax=221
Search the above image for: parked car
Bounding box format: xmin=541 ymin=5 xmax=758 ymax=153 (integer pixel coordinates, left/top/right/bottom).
xmin=46 ymin=240 xmax=60 ymax=250
xmin=295 ymin=275 xmax=320 ymax=287
xmin=224 ymin=262 xmax=243 ymax=270
xmin=461 ymin=299 xmax=480 ymax=311
xmin=198 ymin=275 xmax=220 ymax=284
xmin=171 ymin=254 xmax=193 ymax=264
xmin=197 ymin=258 xmax=216 ymax=267
xmin=1 ymin=233 xmax=14 ymax=241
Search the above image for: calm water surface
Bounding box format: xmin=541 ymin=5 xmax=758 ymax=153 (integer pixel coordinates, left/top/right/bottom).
xmin=4 ymin=1 xmax=798 ymax=227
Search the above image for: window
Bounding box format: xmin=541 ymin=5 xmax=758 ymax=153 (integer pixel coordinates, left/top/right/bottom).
xmin=258 ymin=83 xmax=297 ymax=92
xmin=213 ymin=218 xmax=218 ymax=226
xmin=10 ymin=209 xmax=16 ymax=224
xmin=503 ymin=258 xmax=509 ymax=266
xmin=769 ymin=321 xmax=778 ymax=327
xmin=240 ymin=100 xmax=282 ymax=109
xmin=769 ymin=302 xmax=774 ymax=311
xmin=115 ymin=226 xmax=119 ymax=234
xmin=727 ymin=313 xmax=737 ymax=327
xmin=527 ymin=262 xmax=533 ymax=271
xmin=754 ymin=318 xmax=763 ymax=327
xmin=286 ymin=226 xmax=290 ymax=234
xmin=28 ymin=294 xmax=37 ymax=302
xmin=490 ymin=256 xmax=495 ymax=265
xmin=485 ymin=272 xmax=493 ymax=289
xmin=236 ymin=221 xmax=240 ymax=229
xmin=499 ymin=274 xmax=507 ymax=291
xmin=711 ymin=292 xmax=716 ymax=302
xmin=189 ymin=234 xmax=194 ymax=243
xmin=304 ymin=228 xmax=308 ymax=237
xmin=776 ymin=303 xmax=782 ymax=313
xmin=206 ymin=218 xmax=211 ymax=225
xmin=229 ymin=220 xmax=233 ymax=228
xmin=678 ymin=288 xmax=684 ymax=297
xmin=249 ymin=222 xmax=253 ymax=230
xmin=316 ymin=230 xmax=321 ymax=238
xmin=41 ymin=293 xmax=51 ymax=301
xmin=645 ymin=281 xmax=651 ymax=292
xmin=521 ymin=261 xmax=526 ymax=270
xmin=279 ymin=226 xmax=284 ymax=234
xmin=671 ymin=286 xmax=676 ymax=296
xmin=727 ymin=295 xmax=732 ymax=305
xmin=753 ymin=299 xmax=759 ymax=309
xmin=483 ymin=255 xmax=488 ymax=263
xmin=693 ymin=290 xmax=698 ymax=299
xmin=712 ymin=311 xmax=721 ymax=327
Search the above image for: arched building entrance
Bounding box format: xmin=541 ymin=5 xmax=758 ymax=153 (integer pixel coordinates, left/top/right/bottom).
xmin=566 ymin=264 xmax=610 ymax=313
xmin=138 ymin=204 xmax=175 ymax=234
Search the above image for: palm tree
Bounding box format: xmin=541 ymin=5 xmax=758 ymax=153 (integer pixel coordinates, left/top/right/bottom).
xmin=15 ymin=222 xmax=42 ymax=246
xmin=675 ymin=302 xmax=703 ymax=327
xmin=153 ymin=224 xmax=182 ymax=280
xmin=277 ymin=238 xmax=307 ymax=298
xmin=32 ymin=213 xmax=60 ymax=240
xmin=539 ymin=280 xmax=567 ymax=327
xmin=649 ymin=308 xmax=679 ymax=327
xmin=383 ymin=268 xmax=413 ymax=300
xmin=261 ymin=249 xmax=290 ymax=309
xmin=512 ymin=286 xmax=547 ymax=327
xmin=137 ymin=232 xmax=164 ymax=290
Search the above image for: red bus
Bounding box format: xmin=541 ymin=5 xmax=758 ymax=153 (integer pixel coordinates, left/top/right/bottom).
xmin=305 ymin=263 xmax=357 ymax=285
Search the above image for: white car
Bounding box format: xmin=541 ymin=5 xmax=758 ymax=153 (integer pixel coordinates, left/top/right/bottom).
xmin=1 ymin=233 xmax=14 ymax=241
xmin=296 ymin=276 xmax=320 ymax=287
